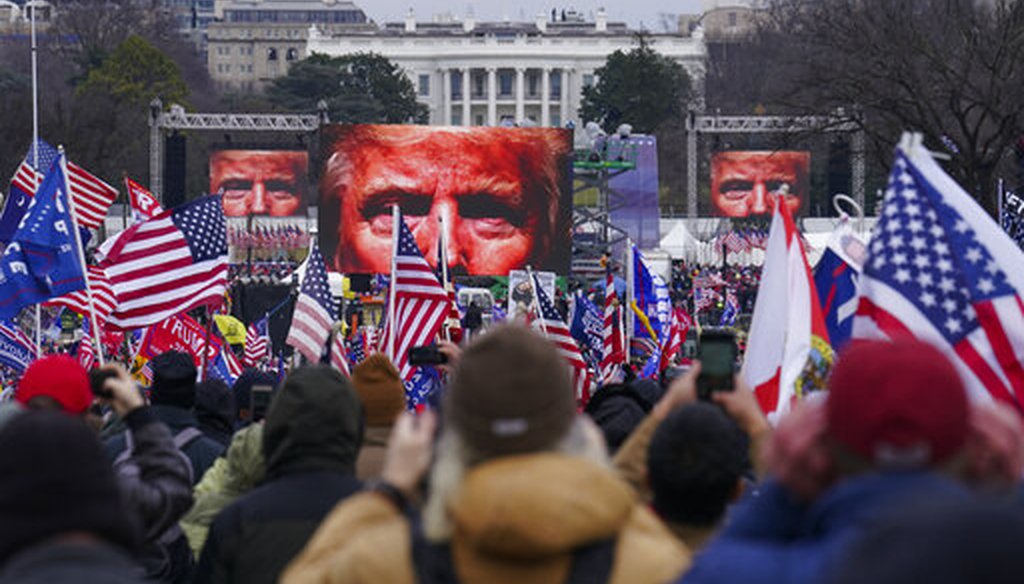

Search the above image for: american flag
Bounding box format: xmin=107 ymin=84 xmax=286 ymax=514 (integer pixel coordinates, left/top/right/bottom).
xmin=694 ymin=287 xmax=720 ymax=313
xmin=531 ymin=272 xmax=591 ymax=402
xmin=78 ymin=317 xmax=97 ymax=371
xmin=285 ymin=242 xmax=335 ymax=363
xmin=350 ymin=332 xmax=366 ymax=365
xmin=243 ymin=316 xmax=269 ymax=367
xmin=13 ymin=139 xmax=117 ymax=229
xmin=600 ymin=268 xmax=624 ymax=384
xmin=658 ymin=307 xmax=691 ymax=372
xmin=330 ymin=332 xmax=350 ymax=376
xmin=853 ymin=137 xmax=1024 ymax=412
xmin=97 ymin=195 xmax=228 ymax=331
xmin=381 ymin=212 xmax=449 ymax=381
xmin=46 ymin=265 xmax=117 ymax=326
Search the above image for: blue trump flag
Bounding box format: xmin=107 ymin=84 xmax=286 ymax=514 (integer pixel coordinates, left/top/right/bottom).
xmin=0 ymin=154 xmax=86 ymax=319
xmin=569 ymin=290 xmax=603 ymax=370
xmin=0 ymin=140 xmax=61 ymax=246
xmin=813 ymin=220 xmax=865 ymax=351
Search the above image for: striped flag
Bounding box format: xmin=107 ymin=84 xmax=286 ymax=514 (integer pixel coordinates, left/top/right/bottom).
xmin=381 ymin=211 xmax=449 ymax=382
xmin=330 ymin=332 xmax=350 ymax=376
xmin=243 ymin=316 xmax=269 ymax=367
xmin=531 ymin=272 xmax=592 ymax=402
xmin=600 ymin=268 xmax=624 ymax=384
xmin=285 ymin=242 xmax=335 ymax=363
xmin=658 ymin=308 xmax=691 ymax=372
xmin=46 ymin=265 xmax=117 ymax=326
xmin=854 ymin=134 xmax=1024 ymax=412
xmin=78 ymin=318 xmax=97 ymax=371
xmin=96 ymin=195 xmax=228 ymax=331
xmin=12 ymin=140 xmax=117 ymax=229
xmin=0 ymin=320 xmax=37 ymax=372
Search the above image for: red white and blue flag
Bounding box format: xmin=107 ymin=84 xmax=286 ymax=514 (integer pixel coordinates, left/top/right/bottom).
xmin=330 ymin=332 xmax=350 ymax=376
xmin=853 ymin=134 xmax=1024 ymax=412
xmin=124 ymin=177 xmax=163 ymax=222
xmin=97 ymin=195 xmax=228 ymax=330
xmin=600 ymin=268 xmax=624 ymax=384
xmin=285 ymin=242 xmax=335 ymax=363
xmin=381 ymin=212 xmax=449 ymax=382
xmin=244 ymin=316 xmax=269 ymax=367
xmin=532 ymin=271 xmax=592 ymax=402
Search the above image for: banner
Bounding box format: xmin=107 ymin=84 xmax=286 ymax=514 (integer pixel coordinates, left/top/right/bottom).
xmin=710 ymin=151 xmax=810 ymax=217
xmin=209 ymin=148 xmax=309 ymax=218
xmin=138 ymin=314 xmax=223 ymax=368
xmin=508 ymin=269 xmax=557 ymax=321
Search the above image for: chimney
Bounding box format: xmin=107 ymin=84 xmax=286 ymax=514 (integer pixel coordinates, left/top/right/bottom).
xmin=405 ymin=8 xmax=416 ymax=32
xmin=595 ymin=7 xmax=607 ymax=32
xmin=535 ymin=12 xmax=547 ymax=33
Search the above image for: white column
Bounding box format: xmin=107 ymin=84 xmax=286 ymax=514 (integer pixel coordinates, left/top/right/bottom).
xmin=541 ymin=67 xmax=551 ymax=127
xmin=515 ymin=67 xmax=525 ymax=123
xmin=560 ymin=68 xmax=570 ymax=127
xmin=441 ymin=69 xmax=452 ymax=126
xmin=461 ymin=67 xmax=471 ymax=126
xmin=487 ymin=67 xmax=497 ymax=126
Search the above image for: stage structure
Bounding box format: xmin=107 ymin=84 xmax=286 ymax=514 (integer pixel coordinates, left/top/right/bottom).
xmin=685 ymin=112 xmax=866 ymax=218
xmin=571 ymin=140 xmax=638 ymax=279
xmin=147 ymin=98 xmax=329 ymax=200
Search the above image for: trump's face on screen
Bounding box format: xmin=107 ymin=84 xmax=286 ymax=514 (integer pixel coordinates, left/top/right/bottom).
xmin=319 ymin=125 xmax=571 ymax=276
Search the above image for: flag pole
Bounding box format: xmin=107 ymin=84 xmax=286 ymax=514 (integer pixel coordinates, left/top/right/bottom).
xmin=525 ymin=265 xmax=547 ymax=336
xmin=998 ymin=178 xmax=1004 ymax=224
xmin=30 ymin=0 xmax=40 ymax=356
xmin=59 ymin=147 xmax=104 ymax=366
xmin=625 ymin=240 xmax=635 ymax=341
xmin=387 ymin=205 xmax=399 ymax=363
xmin=438 ymin=214 xmax=451 ymax=342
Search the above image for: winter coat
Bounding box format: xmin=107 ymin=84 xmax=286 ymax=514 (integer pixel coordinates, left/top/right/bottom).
xmin=282 ymin=453 xmax=690 ymax=584
xmin=193 ymin=366 xmax=363 ymax=584
xmin=0 ymin=541 xmax=147 ymax=584
xmin=105 ymin=405 xmax=226 ymax=485
xmin=182 ymin=424 xmax=266 ymax=557
xmin=679 ymin=472 xmax=972 ymax=584
xmin=355 ymin=426 xmax=390 ymax=481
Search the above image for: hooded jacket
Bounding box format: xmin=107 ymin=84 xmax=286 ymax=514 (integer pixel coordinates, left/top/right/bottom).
xmin=194 ymin=366 xmax=364 ymax=584
xmin=181 ymin=424 xmax=266 ymax=556
xmin=282 ymin=453 xmax=689 ymax=584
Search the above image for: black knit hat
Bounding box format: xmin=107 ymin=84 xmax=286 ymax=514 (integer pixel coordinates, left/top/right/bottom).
xmin=446 ymin=325 xmax=576 ymax=459
xmin=150 ymin=351 xmax=197 ymax=409
xmin=0 ymin=411 xmax=139 ymax=562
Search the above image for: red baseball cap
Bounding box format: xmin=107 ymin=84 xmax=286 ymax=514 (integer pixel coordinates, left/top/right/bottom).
xmin=826 ymin=339 xmax=968 ymax=469
xmin=16 ymin=355 xmax=92 ymax=415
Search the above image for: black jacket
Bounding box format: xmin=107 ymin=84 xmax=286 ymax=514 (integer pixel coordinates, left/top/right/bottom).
xmin=105 ymin=405 xmax=225 ymax=485
xmin=194 ymin=366 xmax=364 ymax=584
xmin=0 ymin=541 xmax=147 ymax=584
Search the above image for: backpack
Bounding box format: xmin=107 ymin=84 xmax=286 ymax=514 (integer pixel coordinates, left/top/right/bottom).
xmin=410 ymin=515 xmax=616 ymax=584
xmin=114 ymin=427 xmax=203 ymax=583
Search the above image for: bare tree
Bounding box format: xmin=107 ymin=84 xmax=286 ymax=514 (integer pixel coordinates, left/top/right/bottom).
xmin=755 ymin=0 xmax=1024 ymax=213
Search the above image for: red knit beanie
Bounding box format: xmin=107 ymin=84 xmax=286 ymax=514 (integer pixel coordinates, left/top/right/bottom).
xmin=827 ymin=339 xmax=968 ymax=469
xmin=16 ymin=355 xmax=92 ymax=415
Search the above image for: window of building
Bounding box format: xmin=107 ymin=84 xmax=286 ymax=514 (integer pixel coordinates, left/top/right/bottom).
xmin=268 ymin=47 xmax=278 ymax=61
xmin=476 ymin=114 xmax=485 ymax=126
xmin=550 ymin=71 xmax=562 ymax=99
xmin=527 ymin=72 xmax=539 ymax=98
xmin=451 ymin=71 xmax=462 ymax=99
xmin=286 ymin=48 xmax=298 ymax=60
xmin=474 ymin=74 xmax=485 ymax=98
xmin=499 ymin=71 xmax=513 ymax=96
xmin=728 ymin=12 xmax=737 ymax=26
xmin=452 ymin=112 xmax=462 ymax=126
xmin=582 ymin=73 xmax=595 ymax=88
xmin=418 ymin=74 xmax=430 ymax=97
xmin=552 ymin=113 xmax=561 ymax=128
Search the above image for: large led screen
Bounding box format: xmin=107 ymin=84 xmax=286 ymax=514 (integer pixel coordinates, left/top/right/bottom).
xmin=209 ymin=148 xmax=309 ymax=217
xmin=710 ymin=151 xmax=810 ymax=217
xmin=319 ymin=124 xmax=573 ymax=276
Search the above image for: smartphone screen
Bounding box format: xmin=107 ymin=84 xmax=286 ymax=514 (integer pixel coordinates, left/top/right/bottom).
xmin=697 ymin=331 xmax=738 ymax=399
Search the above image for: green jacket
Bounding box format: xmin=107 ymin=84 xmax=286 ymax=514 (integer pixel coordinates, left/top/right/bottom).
xmin=181 ymin=424 xmax=265 ymax=557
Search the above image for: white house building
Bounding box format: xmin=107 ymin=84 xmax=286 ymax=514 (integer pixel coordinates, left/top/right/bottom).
xmin=307 ymin=9 xmax=706 ymax=128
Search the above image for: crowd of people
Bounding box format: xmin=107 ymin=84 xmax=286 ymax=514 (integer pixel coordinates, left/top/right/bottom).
xmin=1 ymin=325 xmax=1023 ymax=584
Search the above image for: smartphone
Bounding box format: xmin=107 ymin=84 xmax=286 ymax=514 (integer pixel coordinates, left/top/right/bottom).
xmin=697 ymin=330 xmax=738 ymax=400
xmin=250 ymin=384 xmax=274 ymax=423
xmin=409 ymin=345 xmax=447 ymax=366
xmin=88 ymin=368 xmax=117 ymax=399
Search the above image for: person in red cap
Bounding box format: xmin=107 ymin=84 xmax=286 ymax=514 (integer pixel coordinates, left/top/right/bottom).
xmin=15 ymin=354 xmax=93 ymax=415
xmin=678 ymin=338 xmax=1024 ymax=584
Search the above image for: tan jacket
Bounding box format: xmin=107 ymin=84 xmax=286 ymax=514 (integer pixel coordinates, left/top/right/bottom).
xmin=354 ymin=426 xmax=390 ymax=481
xmin=283 ymin=453 xmax=690 ymax=584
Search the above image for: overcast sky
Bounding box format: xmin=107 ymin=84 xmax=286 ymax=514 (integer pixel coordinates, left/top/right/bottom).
xmin=359 ymin=1 xmax=707 ymax=31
